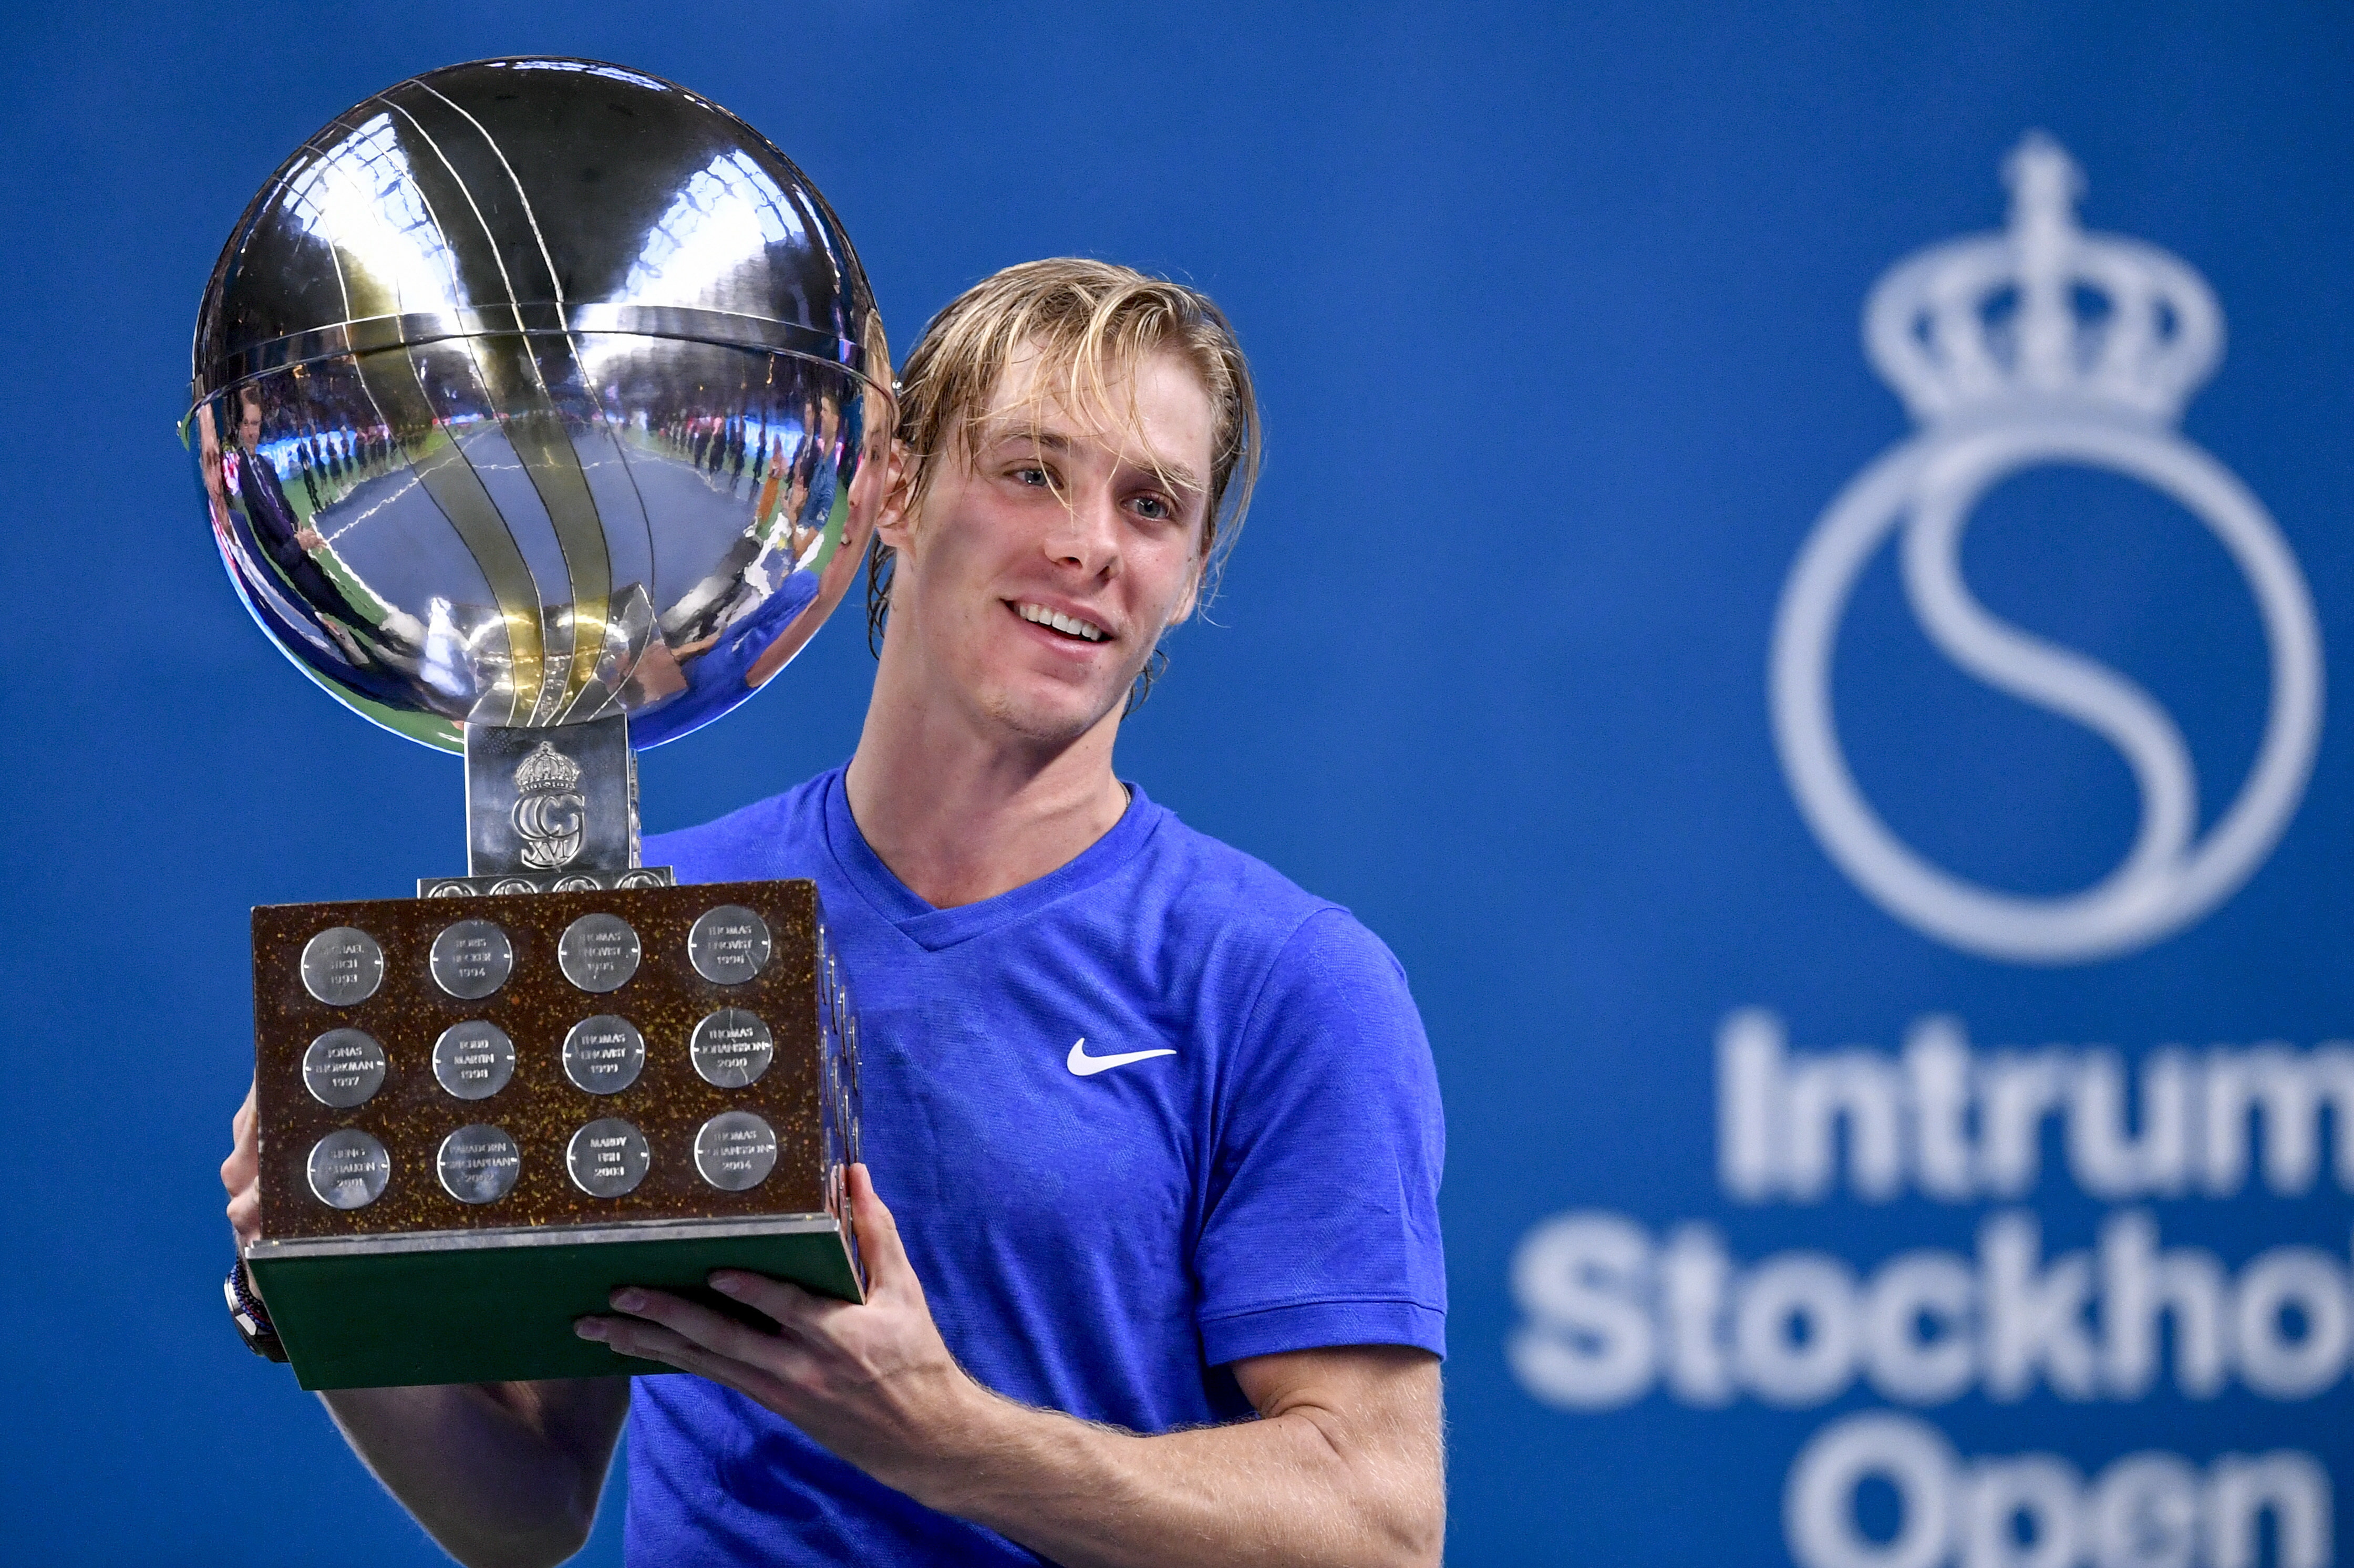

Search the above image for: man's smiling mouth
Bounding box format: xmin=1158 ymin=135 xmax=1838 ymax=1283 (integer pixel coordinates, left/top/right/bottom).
xmin=1013 ymin=601 xmax=1110 ymax=643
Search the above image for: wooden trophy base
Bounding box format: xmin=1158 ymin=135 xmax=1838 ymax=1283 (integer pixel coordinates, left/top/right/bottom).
xmin=246 ymin=878 xmax=862 ymax=1390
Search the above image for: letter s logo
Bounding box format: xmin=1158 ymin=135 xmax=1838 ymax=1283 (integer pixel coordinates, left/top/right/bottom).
xmin=1769 ymin=138 xmax=2321 ymax=965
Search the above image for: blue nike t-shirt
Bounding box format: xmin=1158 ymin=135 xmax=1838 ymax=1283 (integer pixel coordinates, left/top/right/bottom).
xmin=626 ymin=768 xmax=1447 ymax=1565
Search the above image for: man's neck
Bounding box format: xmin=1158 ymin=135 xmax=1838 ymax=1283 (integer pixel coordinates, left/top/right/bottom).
xmin=843 ymin=666 xmax=1129 ymax=911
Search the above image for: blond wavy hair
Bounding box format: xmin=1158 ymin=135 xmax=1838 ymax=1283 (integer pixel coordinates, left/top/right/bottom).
xmin=866 ymin=260 xmax=1262 ymax=689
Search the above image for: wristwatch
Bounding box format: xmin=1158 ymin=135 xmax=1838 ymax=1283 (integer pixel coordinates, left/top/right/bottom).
xmin=225 ymin=1258 xmax=288 ymax=1364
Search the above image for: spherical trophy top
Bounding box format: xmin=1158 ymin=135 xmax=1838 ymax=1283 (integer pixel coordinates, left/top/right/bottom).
xmin=188 ymin=57 xmax=891 ymax=752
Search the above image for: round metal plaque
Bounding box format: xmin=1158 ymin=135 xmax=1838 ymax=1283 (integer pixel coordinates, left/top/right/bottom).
xmin=436 ymin=1125 xmax=522 ymax=1205
xmin=429 ymin=919 xmax=513 ymax=1000
xmin=301 ymin=1027 xmax=386 ymax=1109
xmin=690 ymin=1008 xmax=775 ymax=1088
xmin=688 ymin=905 xmax=772 ymax=985
xmin=566 ymin=1117 xmax=651 ymax=1198
xmin=306 ymin=1128 xmax=391 ymax=1209
xmin=299 ymin=926 xmax=384 ymax=1006
xmin=557 ymin=912 xmax=641 ymax=993
xmin=694 ymin=1110 xmax=779 ymax=1192
xmin=432 ymin=1019 xmax=516 ymax=1101
xmin=562 ymin=1015 xmax=646 ymax=1095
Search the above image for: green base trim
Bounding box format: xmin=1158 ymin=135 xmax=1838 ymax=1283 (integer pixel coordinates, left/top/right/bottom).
xmin=247 ymin=1216 xmax=859 ymax=1390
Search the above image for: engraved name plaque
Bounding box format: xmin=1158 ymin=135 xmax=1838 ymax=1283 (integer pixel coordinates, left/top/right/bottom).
xmin=690 ymin=1008 xmax=775 ymax=1088
xmin=437 ymin=1125 xmax=523 ymax=1205
xmin=694 ymin=1110 xmax=779 ymax=1192
xmin=432 ymin=1020 xmax=516 ymax=1101
xmin=563 ymin=1015 xmax=647 ymax=1095
xmin=558 ymin=913 xmax=641 ymax=994
xmin=307 ymin=1129 xmax=391 ymax=1210
xmin=300 ymin=927 xmax=383 ymax=1007
xmin=567 ymin=1117 xmax=652 ymax=1198
xmin=429 ymin=920 xmax=514 ymax=1000
xmin=688 ymin=905 xmax=772 ymax=985
xmin=302 ymin=1028 xmax=386 ymax=1109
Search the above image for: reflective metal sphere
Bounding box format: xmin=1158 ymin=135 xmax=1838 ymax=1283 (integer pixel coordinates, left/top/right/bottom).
xmin=188 ymin=57 xmax=890 ymax=752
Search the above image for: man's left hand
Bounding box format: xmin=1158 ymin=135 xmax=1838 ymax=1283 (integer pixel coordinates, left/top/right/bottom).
xmin=575 ymin=1163 xmax=987 ymax=1495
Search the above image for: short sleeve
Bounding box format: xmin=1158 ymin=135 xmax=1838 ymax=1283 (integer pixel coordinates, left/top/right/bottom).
xmin=1193 ymin=909 xmax=1447 ymax=1366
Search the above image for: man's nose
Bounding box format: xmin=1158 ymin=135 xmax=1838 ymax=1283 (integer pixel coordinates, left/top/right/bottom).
xmin=1050 ymin=486 xmax=1123 ymax=575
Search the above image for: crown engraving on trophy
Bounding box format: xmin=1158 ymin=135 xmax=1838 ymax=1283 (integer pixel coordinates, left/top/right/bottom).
xmin=511 ymin=741 xmax=588 ymax=870
xmin=1864 ymin=132 xmax=2224 ymax=427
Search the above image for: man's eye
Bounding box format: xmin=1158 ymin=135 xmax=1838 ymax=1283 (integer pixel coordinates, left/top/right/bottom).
xmin=1012 ymin=466 xmax=1052 ymax=487
xmin=1131 ymin=494 xmax=1172 ymax=521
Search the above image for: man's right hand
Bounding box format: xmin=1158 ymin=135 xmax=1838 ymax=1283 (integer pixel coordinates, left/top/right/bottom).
xmin=224 ymin=1082 xmax=262 ymax=1250
xmin=218 ymin=1084 xmax=626 ymax=1566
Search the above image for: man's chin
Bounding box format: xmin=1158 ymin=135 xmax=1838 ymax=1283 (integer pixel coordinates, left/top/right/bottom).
xmin=976 ymin=680 xmax=1127 ymax=748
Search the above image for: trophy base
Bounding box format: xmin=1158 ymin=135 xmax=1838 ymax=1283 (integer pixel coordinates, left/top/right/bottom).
xmin=244 ymin=1214 xmax=860 ymax=1390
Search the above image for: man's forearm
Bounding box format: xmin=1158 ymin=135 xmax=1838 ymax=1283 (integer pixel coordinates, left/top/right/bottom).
xmin=907 ymin=1362 xmax=1444 ymax=1568
xmin=320 ymin=1377 xmax=629 ymax=1568
xmin=582 ymin=1179 xmax=1447 ymax=1568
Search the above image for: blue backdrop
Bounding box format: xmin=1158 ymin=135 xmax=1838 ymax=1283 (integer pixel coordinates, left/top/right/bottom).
xmin=2 ymin=3 xmax=2348 ymax=1564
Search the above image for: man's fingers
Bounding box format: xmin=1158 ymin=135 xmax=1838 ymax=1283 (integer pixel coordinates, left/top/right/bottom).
xmin=607 ymin=1287 xmax=792 ymax=1369
xmin=222 ymin=1084 xmax=259 ymax=1194
xmin=846 ymin=1163 xmax=914 ymax=1295
xmin=227 ymin=1184 xmax=261 ymax=1246
xmin=709 ymin=1270 xmax=835 ymax=1333
xmin=578 ymin=1316 xmax=794 ymax=1405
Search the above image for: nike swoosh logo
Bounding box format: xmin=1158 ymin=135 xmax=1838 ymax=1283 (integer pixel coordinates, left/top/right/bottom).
xmin=1066 ymin=1037 xmax=1177 ymax=1077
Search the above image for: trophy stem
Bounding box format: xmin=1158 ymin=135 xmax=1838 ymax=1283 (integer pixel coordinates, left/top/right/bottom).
xmin=462 ymin=715 xmax=640 ymax=878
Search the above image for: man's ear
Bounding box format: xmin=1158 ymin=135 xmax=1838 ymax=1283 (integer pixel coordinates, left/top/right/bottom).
xmin=871 ymin=439 xmax=918 ymax=552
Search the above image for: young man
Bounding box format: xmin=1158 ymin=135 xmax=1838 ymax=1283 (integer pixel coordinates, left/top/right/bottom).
xmin=223 ymin=260 xmax=1448 ymax=1567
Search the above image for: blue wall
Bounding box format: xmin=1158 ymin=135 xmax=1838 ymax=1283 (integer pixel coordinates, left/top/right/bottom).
xmin=2 ymin=3 xmax=2348 ymax=1563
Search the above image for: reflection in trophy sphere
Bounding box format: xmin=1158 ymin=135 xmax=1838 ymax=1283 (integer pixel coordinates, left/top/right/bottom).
xmin=187 ymin=58 xmax=891 ymax=752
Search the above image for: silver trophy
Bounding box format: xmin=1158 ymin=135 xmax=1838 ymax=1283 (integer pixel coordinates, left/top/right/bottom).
xmin=195 ymin=58 xmax=885 ymax=1389
xmin=189 ymin=54 xmax=890 ymax=886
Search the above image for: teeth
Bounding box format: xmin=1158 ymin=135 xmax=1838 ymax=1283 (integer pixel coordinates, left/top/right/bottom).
xmin=1018 ymin=603 xmax=1105 ymax=642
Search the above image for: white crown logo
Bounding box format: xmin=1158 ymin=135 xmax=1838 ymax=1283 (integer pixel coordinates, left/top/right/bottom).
xmin=513 ymin=740 xmax=583 ymax=797
xmin=1774 ymin=133 xmax=2320 ymax=966
xmin=1865 ymin=133 xmax=2222 ymax=427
